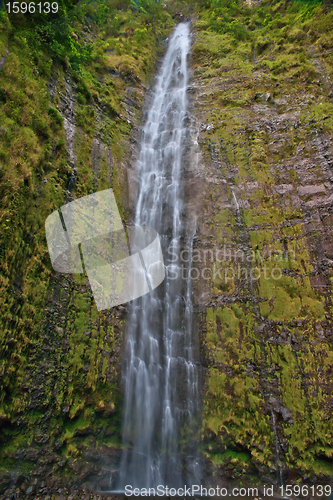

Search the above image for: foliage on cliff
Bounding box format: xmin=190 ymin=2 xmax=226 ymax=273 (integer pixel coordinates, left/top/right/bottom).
xmin=0 ymin=0 xmax=173 ymax=488
xmin=191 ymin=0 xmax=333 ymax=483
xmin=1 ymin=0 xmax=333 ymax=493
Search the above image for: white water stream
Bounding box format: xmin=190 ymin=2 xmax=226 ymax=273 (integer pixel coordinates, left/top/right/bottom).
xmin=118 ymin=22 xmax=200 ymax=489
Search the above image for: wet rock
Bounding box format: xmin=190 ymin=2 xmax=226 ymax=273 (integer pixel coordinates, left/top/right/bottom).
xmin=55 ymin=326 xmax=64 ymax=336
xmin=0 ymin=474 xmax=10 ymax=494
xmin=24 ymin=448 xmax=39 ymax=461
xmin=268 ymin=396 xmax=293 ymax=423
xmin=0 ymin=56 xmax=6 ymax=71
xmin=298 ymin=184 xmax=327 ymax=197
xmin=272 ymin=184 xmax=294 ymax=195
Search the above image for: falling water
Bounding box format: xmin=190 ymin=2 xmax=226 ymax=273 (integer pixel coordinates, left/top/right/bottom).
xmin=117 ymin=22 xmax=200 ymax=489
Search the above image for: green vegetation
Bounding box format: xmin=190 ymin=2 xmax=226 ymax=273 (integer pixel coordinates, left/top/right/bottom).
xmin=0 ymin=0 xmax=173 ymax=480
xmin=193 ymin=0 xmax=333 ymax=483
xmin=1 ymin=0 xmax=333 ymax=490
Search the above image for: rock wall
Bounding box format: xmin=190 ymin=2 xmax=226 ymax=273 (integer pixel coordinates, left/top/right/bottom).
xmin=1 ymin=0 xmax=333 ymax=496
xmin=190 ymin=0 xmax=333 ymax=485
xmin=0 ymin=4 xmax=173 ymax=497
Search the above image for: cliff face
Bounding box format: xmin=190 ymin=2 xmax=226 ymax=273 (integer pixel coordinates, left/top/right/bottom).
xmin=0 ymin=2 xmax=173 ymax=496
xmin=190 ymin=0 xmax=333 ymax=485
xmin=1 ymin=0 xmax=333 ymax=497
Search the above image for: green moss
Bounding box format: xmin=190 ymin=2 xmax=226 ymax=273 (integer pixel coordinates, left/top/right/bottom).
xmin=0 ymin=0 xmax=173 ymax=477
xmin=194 ymin=0 xmax=333 ymax=481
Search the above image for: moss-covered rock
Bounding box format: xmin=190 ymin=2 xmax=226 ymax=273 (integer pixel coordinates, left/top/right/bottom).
xmin=191 ymin=0 xmax=333 ymax=485
xmin=0 ymin=0 xmax=173 ymax=492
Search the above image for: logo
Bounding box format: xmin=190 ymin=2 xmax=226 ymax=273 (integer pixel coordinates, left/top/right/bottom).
xmin=45 ymin=189 xmax=165 ymax=310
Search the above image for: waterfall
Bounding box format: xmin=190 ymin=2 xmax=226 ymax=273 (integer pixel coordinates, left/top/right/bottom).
xmin=117 ymin=22 xmax=200 ymax=489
